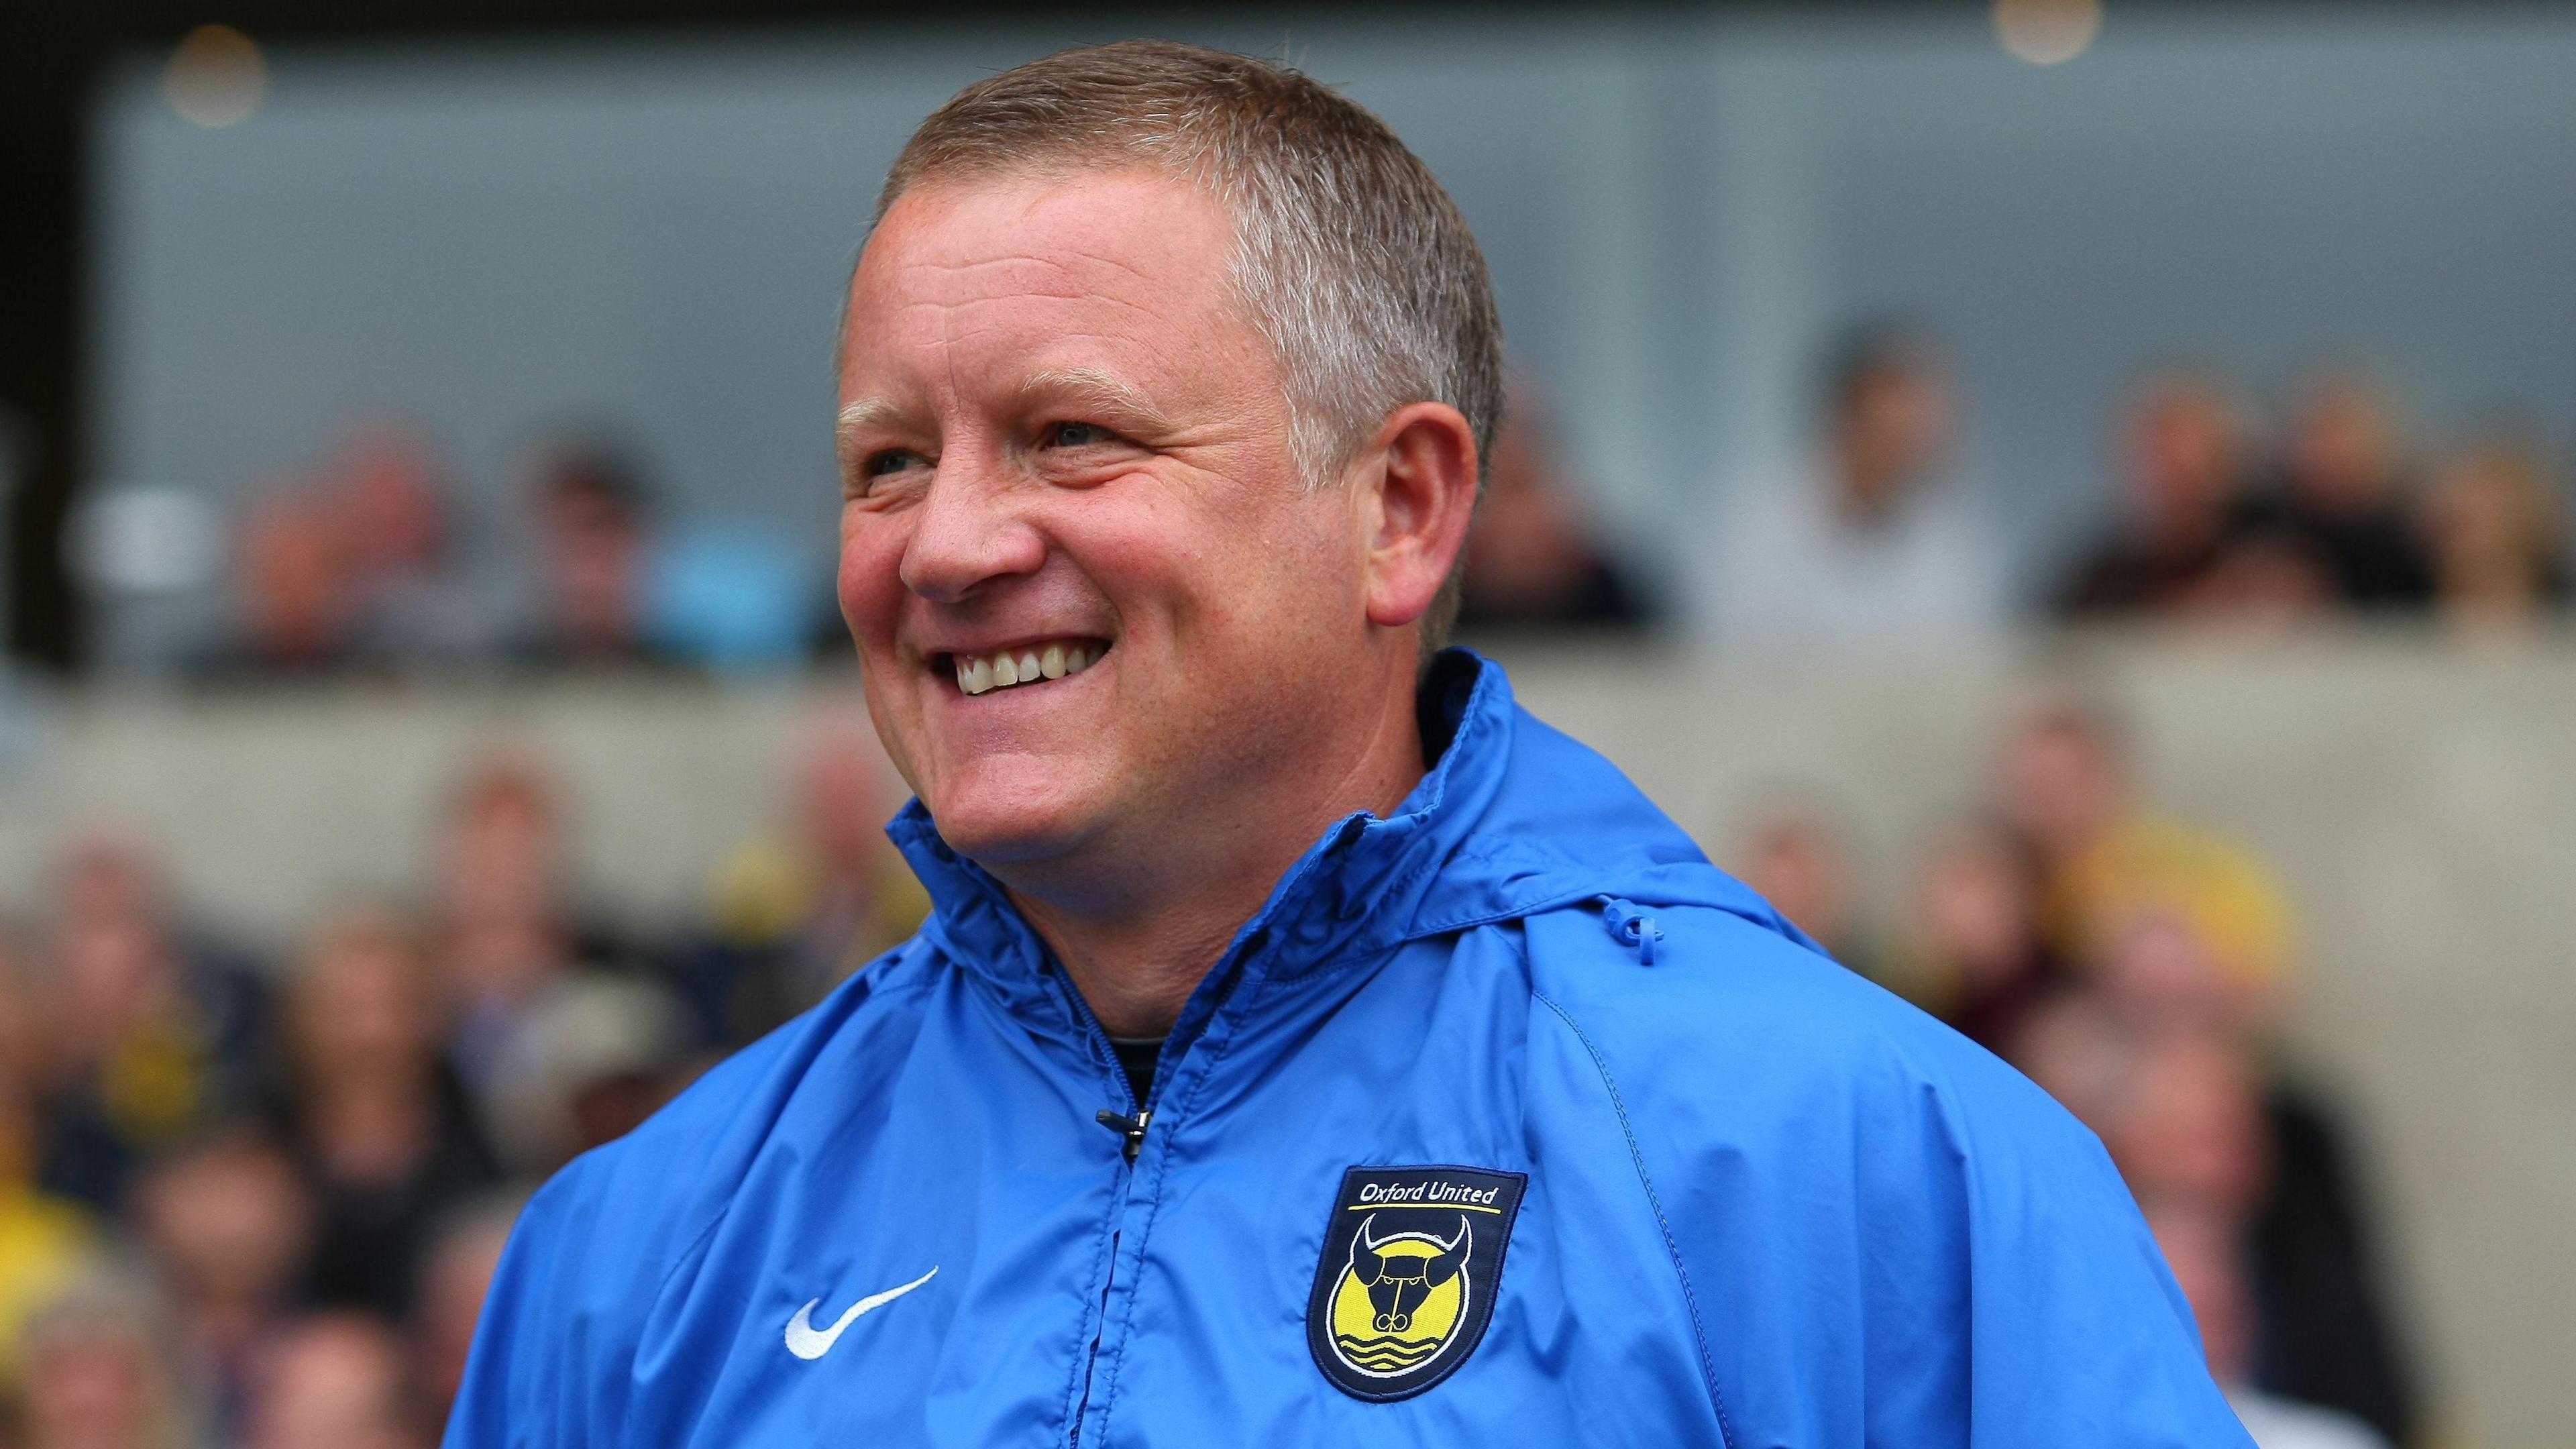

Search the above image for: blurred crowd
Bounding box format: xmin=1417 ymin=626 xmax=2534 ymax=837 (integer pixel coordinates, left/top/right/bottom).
xmin=1705 ymin=324 xmax=2569 ymax=647
xmin=160 ymin=323 xmax=2569 ymax=681
xmin=167 ymin=421 xmax=824 ymax=684
xmin=0 ymin=722 xmax=927 ymax=1449
xmin=1735 ymin=692 xmax=2417 ymax=1449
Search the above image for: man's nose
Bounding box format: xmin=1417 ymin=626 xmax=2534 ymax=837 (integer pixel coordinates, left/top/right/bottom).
xmin=897 ymin=454 xmax=1049 ymax=603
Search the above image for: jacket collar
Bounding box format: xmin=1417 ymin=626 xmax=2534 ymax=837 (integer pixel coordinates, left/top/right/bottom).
xmin=885 ymin=649 xmax=1790 ymax=1014
xmin=888 ymin=650 xmax=1507 ymax=996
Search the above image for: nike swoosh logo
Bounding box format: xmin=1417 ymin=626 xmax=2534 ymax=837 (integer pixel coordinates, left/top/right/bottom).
xmin=782 ymin=1267 xmax=939 ymax=1361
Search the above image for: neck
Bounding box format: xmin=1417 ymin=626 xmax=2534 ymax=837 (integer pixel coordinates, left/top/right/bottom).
xmin=1005 ymin=664 xmax=1431 ymax=1040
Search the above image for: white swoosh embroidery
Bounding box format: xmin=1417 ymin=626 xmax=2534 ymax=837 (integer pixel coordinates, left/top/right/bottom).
xmin=782 ymin=1267 xmax=940 ymax=1360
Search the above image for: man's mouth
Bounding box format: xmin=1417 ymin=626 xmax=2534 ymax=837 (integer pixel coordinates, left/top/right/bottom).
xmin=939 ymin=638 xmax=1109 ymax=696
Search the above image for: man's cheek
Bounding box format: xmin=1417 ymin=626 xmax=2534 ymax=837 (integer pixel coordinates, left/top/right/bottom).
xmin=835 ymin=522 xmax=906 ymax=644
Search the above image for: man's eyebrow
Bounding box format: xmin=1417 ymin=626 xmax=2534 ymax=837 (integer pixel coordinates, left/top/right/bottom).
xmin=835 ymin=398 xmax=912 ymax=458
xmin=835 ymin=370 xmax=1175 ymax=457
xmin=1020 ymin=368 xmax=1175 ymax=433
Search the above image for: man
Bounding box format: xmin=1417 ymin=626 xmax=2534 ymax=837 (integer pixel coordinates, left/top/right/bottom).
xmin=1705 ymin=322 xmax=2005 ymax=647
xmin=2265 ymin=364 xmax=2433 ymax=610
xmin=451 ymin=42 xmax=2249 ymax=1446
xmin=2053 ymin=366 xmax=2257 ymax=617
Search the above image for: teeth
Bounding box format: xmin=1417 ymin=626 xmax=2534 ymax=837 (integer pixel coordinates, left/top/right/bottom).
xmin=950 ymin=639 xmax=1104 ymax=696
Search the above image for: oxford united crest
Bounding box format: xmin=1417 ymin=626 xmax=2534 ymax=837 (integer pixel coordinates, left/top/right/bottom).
xmin=1307 ymin=1165 xmax=1527 ymax=1401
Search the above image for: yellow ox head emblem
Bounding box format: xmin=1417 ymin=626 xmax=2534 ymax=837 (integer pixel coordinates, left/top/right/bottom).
xmin=1328 ymin=1213 xmax=1472 ymax=1377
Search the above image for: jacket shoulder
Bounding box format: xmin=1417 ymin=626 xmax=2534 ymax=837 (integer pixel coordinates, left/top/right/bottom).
xmin=1522 ymin=898 xmax=2057 ymax=1135
xmin=1513 ymin=900 xmax=2243 ymax=1445
xmin=556 ymin=939 xmax=943 ymax=1273
xmin=446 ymin=942 xmax=943 ymax=1446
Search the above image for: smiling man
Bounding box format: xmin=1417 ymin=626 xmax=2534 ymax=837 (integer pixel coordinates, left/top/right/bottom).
xmin=448 ymin=41 xmax=2251 ymax=1448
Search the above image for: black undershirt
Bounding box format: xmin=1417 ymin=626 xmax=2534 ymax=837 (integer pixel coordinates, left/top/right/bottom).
xmin=1108 ymin=1035 xmax=1164 ymax=1107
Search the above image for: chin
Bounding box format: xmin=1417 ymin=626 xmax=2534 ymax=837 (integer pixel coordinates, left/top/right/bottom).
xmin=921 ymin=774 xmax=1104 ymax=869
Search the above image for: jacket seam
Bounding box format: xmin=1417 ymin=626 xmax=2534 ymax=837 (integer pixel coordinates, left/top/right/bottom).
xmin=1531 ymin=988 xmax=1738 ymax=1449
xmin=1263 ymin=936 xmax=1407 ymax=984
xmin=647 ymin=1206 xmax=731 ymax=1311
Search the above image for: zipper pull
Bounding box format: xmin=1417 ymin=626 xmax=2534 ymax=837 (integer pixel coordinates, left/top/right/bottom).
xmin=1093 ymin=1108 xmax=1152 ymax=1163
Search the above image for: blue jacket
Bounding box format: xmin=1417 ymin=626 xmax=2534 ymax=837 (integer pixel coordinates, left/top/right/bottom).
xmin=449 ymin=653 xmax=2251 ymax=1447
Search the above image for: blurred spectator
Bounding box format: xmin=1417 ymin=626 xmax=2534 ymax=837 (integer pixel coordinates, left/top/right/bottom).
xmin=2250 ymin=1069 xmax=2422 ymax=1446
xmin=2014 ymin=1008 xmax=2419 ymax=1444
xmin=221 ymin=490 xmax=359 ymax=678
xmin=430 ymin=755 xmax=586 ymax=1097
xmin=2261 ymin=364 xmax=2433 ymax=610
xmin=2102 ymin=1029 xmax=2272 ymax=1218
xmin=15 ymin=1272 xmax=195 ymax=1449
xmin=0 ymin=928 xmax=89 ymax=1377
xmin=37 ymin=835 xmax=269 ymax=1212
xmin=680 ymin=714 xmax=929 ymax=1046
xmin=425 ymin=751 xmax=661 ymax=1174
xmin=322 ymin=421 xmax=504 ymax=668
xmin=511 ymin=435 xmax=667 ymax=669
xmin=1453 ymin=380 xmax=1648 ymax=633
xmin=1902 ymin=820 xmax=2063 ymax=1053
xmin=2421 ymin=429 xmax=2570 ymax=631
xmin=270 ymin=910 xmax=498 ymax=1322
xmin=0 ymin=917 xmax=55 ymax=1106
xmin=485 ymin=975 xmax=691 ymax=1173
xmin=0 ymin=1069 xmax=97 ymax=1387
xmin=1996 ymin=692 xmax=2292 ymax=1023
xmin=241 ymin=1313 xmax=423 ymax=1449
xmin=2179 ymin=517 xmax=2338 ymax=631
xmin=2003 ymin=986 xmax=2139 ymax=1131
xmin=1727 ymin=795 xmax=1877 ymax=977
xmin=131 ymin=1127 xmax=314 ymax=1442
xmin=2054 ymin=366 xmax=2257 ymax=616
xmin=2095 ymin=907 xmax=2248 ymax=1036
xmin=410 ymin=1195 xmax=519 ymax=1424
xmin=2145 ymin=1196 xmax=2391 ymax=1449
xmin=1988 ymin=688 xmax=2419 ymax=1438
xmin=1708 ymin=321 xmax=2004 ymax=646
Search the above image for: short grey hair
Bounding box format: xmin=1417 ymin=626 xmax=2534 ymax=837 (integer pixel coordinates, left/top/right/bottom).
xmin=871 ymin=40 xmax=1505 ymax=644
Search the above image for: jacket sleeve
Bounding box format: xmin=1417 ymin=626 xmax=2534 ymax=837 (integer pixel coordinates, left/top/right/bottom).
xmin=1535 ymin=909 xmax=2255 ymax=1448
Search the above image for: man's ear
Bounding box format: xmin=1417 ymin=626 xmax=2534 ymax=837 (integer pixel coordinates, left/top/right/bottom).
xmin=1356 ymin=402 xmax=1480 ymax=630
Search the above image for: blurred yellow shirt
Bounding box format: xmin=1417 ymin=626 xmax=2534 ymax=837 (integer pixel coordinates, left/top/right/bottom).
xmin=0 ymin=1185 xmax=95 ymax=1379
xmin=2047 ymin=814 xmax=2297 ymax=994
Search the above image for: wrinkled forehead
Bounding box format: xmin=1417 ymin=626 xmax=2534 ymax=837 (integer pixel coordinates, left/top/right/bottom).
xmin=837 ymin=168 xmax=1275 ymax=415
xmin=844 ymin=167 xmax=1249 ymax=345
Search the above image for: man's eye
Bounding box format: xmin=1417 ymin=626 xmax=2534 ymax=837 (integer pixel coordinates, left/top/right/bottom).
xmin=866 ymin=449 xmax=926 ymax=477
xmin=1044 ymin=421 xmax=1116 ymax=449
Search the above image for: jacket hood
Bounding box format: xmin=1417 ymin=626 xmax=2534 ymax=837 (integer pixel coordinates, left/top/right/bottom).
xmin=885 ymin=649 xmax=1811 ymax=1003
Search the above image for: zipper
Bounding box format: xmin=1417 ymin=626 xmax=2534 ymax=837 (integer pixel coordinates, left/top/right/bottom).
xmin=1094 ymin=1108 xmax=1152 ymax=1163
xmin=1042 ymin=959 xmax=1140 ymax=1449
xmin=1049 ymin=927 xmax=1269 ymax=1448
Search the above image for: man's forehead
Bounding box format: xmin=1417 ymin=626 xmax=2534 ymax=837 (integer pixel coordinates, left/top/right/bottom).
xmin=839 ymin=169 xmax=1262 ymax=407
xmin=856 ymin=169 xmax=1231 ymax=302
